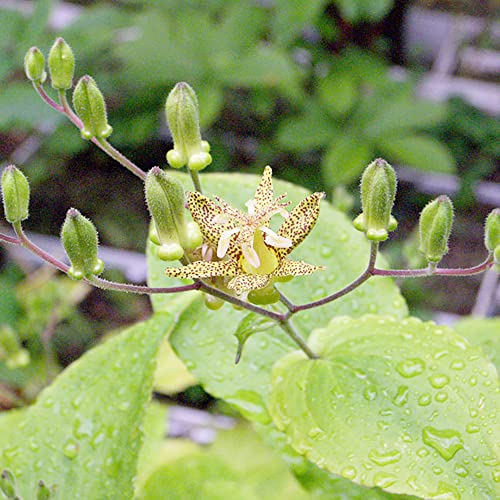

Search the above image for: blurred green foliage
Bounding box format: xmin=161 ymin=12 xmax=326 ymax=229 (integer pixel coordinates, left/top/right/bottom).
xmin=0 ymin=0 xmax=460 ymax=199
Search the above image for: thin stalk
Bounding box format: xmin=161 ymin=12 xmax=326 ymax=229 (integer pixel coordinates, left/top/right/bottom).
xmin=189 ymin=169 xmax=203 ymax=193
xmin=372 ymin=255 xmax=494 ymax=277
xmin=286 ymin=241 xmax=379 ymax=315
xmin=58 ymin=89 xmax=81 ymax=125
xmin=279 ymin=319 xmax=318 ymax=359
xmin=96 ymin=138 xmax=146 ymax=181
xmin=0 ymin=232 xmax=20 ymax=245
xmin=89 ymin=275 xmax=200 ymax=295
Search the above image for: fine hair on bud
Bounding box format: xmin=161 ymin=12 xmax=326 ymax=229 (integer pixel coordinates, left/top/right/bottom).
xmin=1 ymin=165 xmax=30 ymax=224
xmin=48 ymin=37 xmax=75 ymax=90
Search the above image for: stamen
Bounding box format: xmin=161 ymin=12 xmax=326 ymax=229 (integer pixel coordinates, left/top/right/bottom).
xmin=242 ymin=243 xmax=261 ymax=268
xmin=245 ymin=199 xmax=256 ymax=216
xmin=217 ymin=227 xmax=241 ymax=258
xmin=260 ymin=226 xmax=293 ymax=248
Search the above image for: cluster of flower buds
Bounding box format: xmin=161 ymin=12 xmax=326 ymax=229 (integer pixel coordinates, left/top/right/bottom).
xmin=145 ymin=167 xmax=203 ymax=261
xmin=24 ymin=38 xmax=113 ymax=142
xmin=165 ymin=82 xmax=212 ymax=171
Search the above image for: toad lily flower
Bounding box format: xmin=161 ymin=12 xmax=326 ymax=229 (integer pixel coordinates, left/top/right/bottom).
xmin=164 ymin=166 xmax=325 ymax=294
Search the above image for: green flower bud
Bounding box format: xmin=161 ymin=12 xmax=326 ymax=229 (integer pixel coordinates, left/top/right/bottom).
xmin=48 ymin=37 xmax=75 ymax=90
xmin=36 ymin=480 xmax=52 ymax=500
xmin=165 ymin=82 xmax=212 ymax=171
xmin=0 ymin=470 xmax=17 ymax=499
xmin=204 ymin=294 xmax=224 ymax=310
xmin=418 ymin=195 xmax=454 ymax=264
xmin=484 ymin=208 xmax=500 ymax=253
xmin=493 ymin=245 xmax=500 ymax=273
xmin=73 ymin=75 xmax=113 ymax=140
xmin=0 ymin=325 xmax=30 ymax=369
xmin=146 ymin=167 xmax=202 ymax=261
xmin=24 ymin=47 xmax=47 ymax=84
xmin=353 ymin=158 xmax=397 ymax=241
xmin=248 ymin=285 xmax=280 ymax=305
xmin=1 ymin=165 xmax=30 ymax=223
xmin=61 ymin=208 xmax=104 ymax=280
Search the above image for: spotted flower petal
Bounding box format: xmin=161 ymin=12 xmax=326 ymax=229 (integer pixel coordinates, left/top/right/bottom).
xmin=228 ymin=273 xmax=270 ymax=294
xmin=273 ymin=259 xmax=324 ymax=278
xmin=277 ymin=192 xmax=324 ymax=258
xmin=164 ymin=259 xmax=238 ymax=279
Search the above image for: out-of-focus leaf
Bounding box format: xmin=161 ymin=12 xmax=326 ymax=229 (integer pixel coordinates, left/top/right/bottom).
xmin=377 ymin=134 xmax=456 ymax=173
xmin=271 ymin=0 xmax=328 ymax=46
xmin=322 ymin=132 xmax=373 ymax=185
xmin=317 ymin=70 xmax=357 ymax=117
xmin=277 ymin=104 xmax=336 ymax=152
xmin=454 ymin=316 xmax=500 ymax=374
xmin=333 ymin=0 xmax=394 ymax=23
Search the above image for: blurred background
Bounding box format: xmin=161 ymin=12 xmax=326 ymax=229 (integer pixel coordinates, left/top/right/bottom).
xmin=0 ymin=0 xmax=498 ymax=406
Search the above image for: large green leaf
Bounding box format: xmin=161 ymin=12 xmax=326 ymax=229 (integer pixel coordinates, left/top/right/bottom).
xmin=148 ymin=172 xmax=407 ymax=422
xmin=377 ymin=134 xmax=456 ymax=174
xmin=270 ymin=315 xmax=500 ymax=498
xmin=454 ymin=317 xmax=500 ymax=374
xmin=321 ymin=133 xmax=373 ymax=185
xmin=0 ymin=313 xmax=173 ymax=498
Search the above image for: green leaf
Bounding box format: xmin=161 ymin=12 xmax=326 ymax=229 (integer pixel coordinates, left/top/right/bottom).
xmin=153 ymin=337 xmax=197 ymax=395
xmin=234 ymin=313 xmax=276 ymax=364
xmin=271 ymin=0 xmax=328 ymax=46
xmin=454 ymin=317 xmax=500 ymax=374
xmin=148 ymin=172 xmax=407 ymax=423
xmin=377 ymin=134 xmax=456 ymax=173
xmin=317 ymin=70 xmax=357 ymax=117
xmin=322 ymin=133 xmax=373 ymax=185
xmin=332 ymin=0 xmax=394 ymax=23
xmin=364 ymin=96 xmax=448 ymax=140
xmin=269 ymin=315 xmax=500 ymax=498
xmin=0 ymin=313 xmax=173 ymax=498
xmin=277 ymin=104 xmax=336 ymax=153
xmin=140 ymin=424 xmax=309 ymax=500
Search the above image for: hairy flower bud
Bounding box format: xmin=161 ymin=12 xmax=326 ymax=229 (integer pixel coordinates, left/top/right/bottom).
xmin=165 ymin=82 xmax=212 ymax=171
xmin=73 ymin=75 xmax=113 ymax=140
xmin=1 ymin=165 xmax=30 ymax=224
xmin=36 ymin=480 xmax=51 ymax=500
xmin=48 ymin=37 xmax=75 ymax=90
xmin=0 ymin=470 xmax=17 ymax=498
xmin=24 ymin=47 xmax=47 ymax=84
xmin=353 ymin=158 xmax=397 ymax=241
xmin=484 ymin=208 xmax=500 ymax=254
xmin=418 ymin=195 xmax=454 ymax=265
xmin=145 ymin=167 xmax=202 ymax=261
xmin=61 ymin=208 xmax=104 ymax=280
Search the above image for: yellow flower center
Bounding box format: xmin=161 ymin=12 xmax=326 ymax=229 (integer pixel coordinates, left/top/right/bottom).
xmin=241 ymin=229 xmax=278 ymax=275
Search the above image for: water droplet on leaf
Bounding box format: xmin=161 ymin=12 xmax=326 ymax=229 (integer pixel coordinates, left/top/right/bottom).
xmin=422 ymin=426 xmax=464 ymax=461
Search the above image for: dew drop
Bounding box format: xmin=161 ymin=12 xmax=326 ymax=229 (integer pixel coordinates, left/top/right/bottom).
xmin=492 ymin=469 xmax=500 ymax=483
xmin=429 ymin=374 xmax=449 ymax=389
xmin=373 ymin=472 xmax=397 ymax=488
xmin=363 ymin=386 xmax=378 ymax=401
xmin=417 ymin=447 xmax=429 ymax=458
xmin=74 ymin=417 xmax=94 ymax=439
xmin=450 ymin=360 xmax=465 ymax=370
xmin=320 ymin=246 xmax=333 ymax=258
xmin=396 ymin=358 xmax=425 ymax=378
xmin=422 ymin=426 xmax=464 ymax=461
xmin=29 ymin=439 xmax=39 ymax=452
xmin=393 ymin=385 xmax=409 ymax=407
xmin=341 ymin=465 xmax=357 ymax=480
xmin=434 ymin=391 xmax=448 ymax=403
xmin=469 ymin=376 xmax=478 ymax=387
xmin=63 ymin=437 xmax=79 ymax=459
xmin=368 ymin=448 xmax=402 ymax=466
xmin=432 ymin=466 xmax=443 ymax=475
xmin=418 ymin=393 xmax=432 ymax=407
xmin=465 ymin=423 xmax=480 ymax=434
xmin=307 ymin=427 xmax=323 ymax=439
xmin=454 ymin=464 xmax=468 ymax=477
